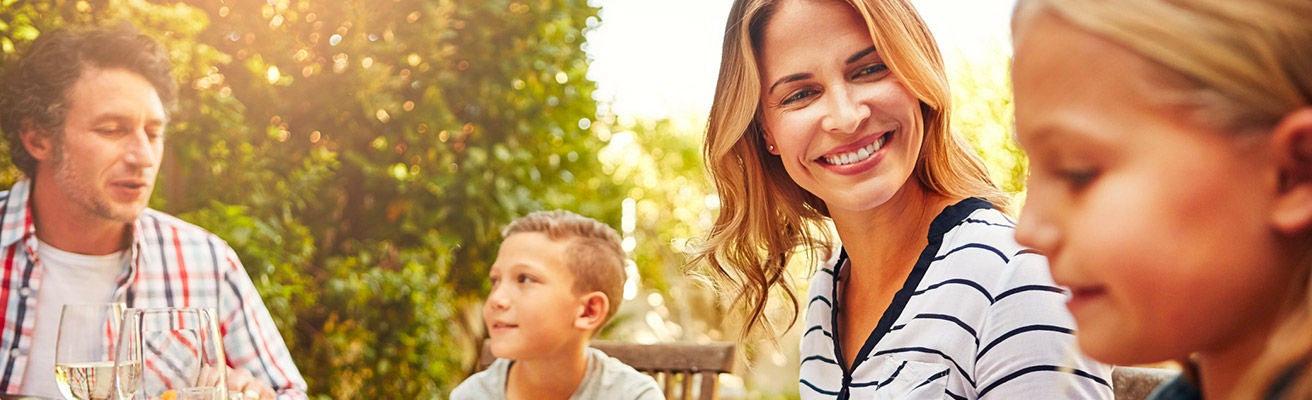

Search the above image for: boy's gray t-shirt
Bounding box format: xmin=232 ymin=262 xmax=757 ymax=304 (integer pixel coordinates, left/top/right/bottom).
xmin=451 ymin=347 xmax=664 ymax=399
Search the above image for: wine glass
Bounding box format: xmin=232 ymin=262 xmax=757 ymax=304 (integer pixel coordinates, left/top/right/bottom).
xmin=115 ymin=308 xmax=226 ymax=400
xmin=54 ymin=303 xmax=126 ymax=400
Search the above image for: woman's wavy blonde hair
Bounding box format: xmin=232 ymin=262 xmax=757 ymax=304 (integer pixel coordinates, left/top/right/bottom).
xmin=692 ymin=0 xmax=1009 ymax=339
xmin=1016 ymin=0 xmax=1312 ymax=397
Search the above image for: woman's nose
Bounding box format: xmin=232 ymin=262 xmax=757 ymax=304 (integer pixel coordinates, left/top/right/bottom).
xmin=820 ymin=85 xmax=870 ymax=135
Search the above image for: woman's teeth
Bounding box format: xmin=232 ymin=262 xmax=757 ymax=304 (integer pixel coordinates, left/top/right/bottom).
xmin=823 ymin=135 xmax=887 ymax=166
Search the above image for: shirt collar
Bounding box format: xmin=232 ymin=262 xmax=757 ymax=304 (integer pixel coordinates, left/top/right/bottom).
xmin=0 ymin=179 xmax=36 ymax=249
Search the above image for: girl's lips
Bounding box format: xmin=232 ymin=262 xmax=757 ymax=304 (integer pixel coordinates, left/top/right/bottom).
xmin=1064 ymin=285 xmax=1108 ymax=316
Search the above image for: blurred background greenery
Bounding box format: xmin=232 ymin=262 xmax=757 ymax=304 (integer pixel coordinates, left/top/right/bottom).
xmin=0 ymin=0 xmax=1022 ymax=398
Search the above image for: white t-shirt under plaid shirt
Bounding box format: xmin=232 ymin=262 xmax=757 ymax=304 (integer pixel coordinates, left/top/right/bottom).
xmin=0 ymin=180 xmax=308 ymax=398
xmin=799 ymin=198 xmax=1113 ymax=399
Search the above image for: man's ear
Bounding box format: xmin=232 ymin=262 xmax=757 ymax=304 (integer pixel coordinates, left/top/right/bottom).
xmin=19 ymin=119 xmax=54 ymax=162
xmin=1271 ymin=108 xmax=1312 ymax=234
xmin=574 ymin=292 xmax=609 ymax=332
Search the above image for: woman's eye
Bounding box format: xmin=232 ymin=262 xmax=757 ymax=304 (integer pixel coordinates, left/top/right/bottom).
xmin=515 ymin=274 xmax=534 ymax=284
xmin=852 ymin=64 xmax=888 ymax=79
xmin=781 ymin=89 xmax=818 ymax=106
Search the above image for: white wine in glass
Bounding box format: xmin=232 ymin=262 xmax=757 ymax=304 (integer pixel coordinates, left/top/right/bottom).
xmin=54 ymin=303 xmax=125 ymax=400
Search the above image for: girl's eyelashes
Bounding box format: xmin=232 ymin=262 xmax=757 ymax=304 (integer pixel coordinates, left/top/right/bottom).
xmin=1059 ymin=168 xmax=1100 ymax=191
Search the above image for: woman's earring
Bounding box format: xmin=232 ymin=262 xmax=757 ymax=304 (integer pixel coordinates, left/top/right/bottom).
xmin=767 ymin=144 xmax=776 ymax=152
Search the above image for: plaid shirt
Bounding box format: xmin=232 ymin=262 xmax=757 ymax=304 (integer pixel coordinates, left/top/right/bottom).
xmin=0 ymin=180 xmax=308 ymax=398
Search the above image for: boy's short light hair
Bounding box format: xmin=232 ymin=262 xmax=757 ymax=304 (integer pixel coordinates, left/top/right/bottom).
xmin=503 ymin=210 xmax=627 ymax=326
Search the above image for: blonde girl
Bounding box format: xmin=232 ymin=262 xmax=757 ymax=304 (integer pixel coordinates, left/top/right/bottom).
xmin=1012 ymin=0 xmax=1312 ymax=398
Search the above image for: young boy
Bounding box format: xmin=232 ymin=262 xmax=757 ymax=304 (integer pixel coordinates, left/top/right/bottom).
xmin=451 ymin=210 xmax=663 ymax=400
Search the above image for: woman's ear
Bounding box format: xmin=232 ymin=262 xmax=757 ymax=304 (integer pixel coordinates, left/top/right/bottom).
xmin=761 ymin=129 xmax=780 ymax=155
xmin=574 ymin=291 xmax=610 ymax=332
xmin=1270 ymin=108 xmax=1312 ymax=234
xmin=19 ymin=119 xmax=54 ymax=162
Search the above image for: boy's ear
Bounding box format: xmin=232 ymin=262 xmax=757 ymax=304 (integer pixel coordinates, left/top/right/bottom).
xmin=1271 ymin=107 xmax=1312 ymax=234
xmin=19 ymin=119 xmax=54 ymax=162
xmin=574 ymin=291 xmax=609 ymax=332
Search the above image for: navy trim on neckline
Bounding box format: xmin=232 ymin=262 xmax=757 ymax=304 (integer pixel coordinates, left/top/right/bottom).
xmin=829 ymin=197 xmax=993 ymax=399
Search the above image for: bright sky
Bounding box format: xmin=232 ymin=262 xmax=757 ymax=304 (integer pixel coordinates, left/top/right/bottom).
xmin=586 ymin=0 xmax=1018 ymax=120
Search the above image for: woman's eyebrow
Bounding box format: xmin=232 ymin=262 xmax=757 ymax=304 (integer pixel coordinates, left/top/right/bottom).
xmin=846 ymin=46 xmax=877 ymax=64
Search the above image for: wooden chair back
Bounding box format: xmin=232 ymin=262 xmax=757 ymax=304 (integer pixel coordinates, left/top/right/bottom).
xmin=1112 ymin=366 xmax=1179 ymax=400
xmin=479 ymin=340 xmax=736 ymax=400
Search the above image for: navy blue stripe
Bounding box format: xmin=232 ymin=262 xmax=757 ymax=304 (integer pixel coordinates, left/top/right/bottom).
xmin=874 ymin=361 xmax=908 ymax=387
xmin=803 ymin=325 xmax=833 ymax=340
xmin=946 ymin=389 xmax=969 ymax=400
xmin=914 ymin=313 xmax=979 ymax=340
xmin=872 ymin=346 xmax=976 ymax=387
xmin=962 ymin=217 xmax=1013 ymax=228
xmin=995 ymin=284 xmax=1065 ymax=302
xmin=914 ymin=368 xmax=951 ymax=390
xmin=977 ymin=365 xmax=1112 ymax=398
xmin=934 ymin=243 xmax=1010 ymax=264
xmin=820 ymin=267 xmax=836 ymax=277
xmin=977 ymin=325 xmax=1073 ymax=360
xmin=808 ymin=295 xmax=832 ymax=309
xmin=914 ymin=278 xmax=994 ymax=303
xmin=800 ymin=379 xmax=841 ymax=396
xmin=801 ymin=354 xmax=840 ymax=366
xmin=208 ymin=240 xmax=220 ymax=308
xmin=152 ymin=216 xmax=176 ymax=307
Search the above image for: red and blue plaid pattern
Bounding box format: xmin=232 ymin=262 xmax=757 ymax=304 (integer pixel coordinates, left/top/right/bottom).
xmin=0 ymin=180 xmax=307 ymax=398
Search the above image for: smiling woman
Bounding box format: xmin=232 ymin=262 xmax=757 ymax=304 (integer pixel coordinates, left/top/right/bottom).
xmin=691 ymin=0 xmax=1113 ymax=398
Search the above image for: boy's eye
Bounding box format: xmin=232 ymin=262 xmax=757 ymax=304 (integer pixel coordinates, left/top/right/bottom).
xmin=515 ymin=274 xmax=534 ymax=284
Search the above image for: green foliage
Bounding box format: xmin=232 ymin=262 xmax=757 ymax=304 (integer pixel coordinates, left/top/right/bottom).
xmin=948 ymin=48 xmax=1029 ymax=196
xmin=0 ymin=0 xmax=617 ymax=397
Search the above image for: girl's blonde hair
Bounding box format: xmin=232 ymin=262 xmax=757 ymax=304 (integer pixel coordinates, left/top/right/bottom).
xmin=1017 ymin=0 xmax=1312 ymax=397
xmin=693 ymin=0 xmax=1009 ymax=339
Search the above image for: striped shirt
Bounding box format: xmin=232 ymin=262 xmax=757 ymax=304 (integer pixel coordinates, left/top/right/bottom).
xmin=0 ymin=180 xmax=308 ymax=398
xmin=799 ymin=198 xmax=1112 ymax=399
